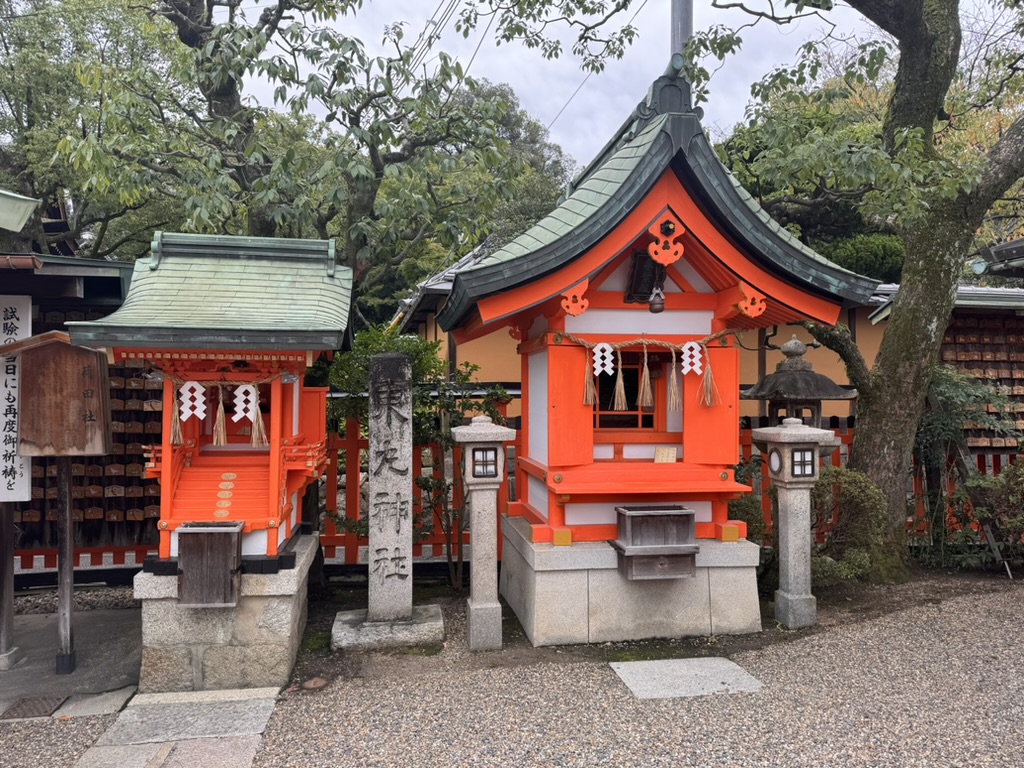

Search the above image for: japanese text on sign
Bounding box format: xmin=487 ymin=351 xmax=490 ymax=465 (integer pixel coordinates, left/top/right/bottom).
xmin=0 ymin=295 xmax=31 ymax=500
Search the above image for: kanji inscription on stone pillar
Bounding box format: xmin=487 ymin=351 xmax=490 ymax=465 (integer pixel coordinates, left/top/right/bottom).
xmin=367 ymin=353 xmax=413 ymax=622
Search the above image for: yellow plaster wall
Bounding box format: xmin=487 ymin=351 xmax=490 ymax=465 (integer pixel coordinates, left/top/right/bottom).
xmin=412 ymin=318 xmax=523 ymax=419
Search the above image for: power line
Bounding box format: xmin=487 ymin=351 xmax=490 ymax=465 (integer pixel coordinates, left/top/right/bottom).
xmin=464 ymin=11 xmax=496 ymax=76
xmin=546 ymin=0 xmax=650 ymax=131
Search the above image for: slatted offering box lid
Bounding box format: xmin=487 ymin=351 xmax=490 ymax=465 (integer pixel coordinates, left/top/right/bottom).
xmin=612 ymin=505 xmax=697 ymax=556
xmin=611 ymin=505 xmax=699 ymax=581
xmin=4 ymin=331 xmax=112 ymax=456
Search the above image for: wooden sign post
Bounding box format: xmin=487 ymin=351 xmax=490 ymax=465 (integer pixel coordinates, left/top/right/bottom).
xmin=4 ymin=331 xmax=111 ymax=674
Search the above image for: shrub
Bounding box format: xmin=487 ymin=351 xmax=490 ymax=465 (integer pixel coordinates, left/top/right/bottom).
xmin=812 ymin=465 xmax=907 ymax=584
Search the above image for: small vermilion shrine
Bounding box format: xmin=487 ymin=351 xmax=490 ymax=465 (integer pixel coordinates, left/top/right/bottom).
xmin=436 ymin=59 xmax=878 ymax=645
xmin=69 ymin=233 xmax=351 ymax=566
xmin=67 ymin=232 xmax=351 ymax=691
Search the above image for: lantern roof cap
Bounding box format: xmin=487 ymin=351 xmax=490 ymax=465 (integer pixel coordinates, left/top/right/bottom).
xmin=751 ymin=417 xmax=842 ymax=447
xmin=741 ymin=336 xmax=856 ymax=402
xmin=67 ymin=232 xmax=352 ymax=351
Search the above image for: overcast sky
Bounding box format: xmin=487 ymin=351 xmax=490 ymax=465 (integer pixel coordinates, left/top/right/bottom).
xmin=344 ymin=1 xmax=872 ymax=168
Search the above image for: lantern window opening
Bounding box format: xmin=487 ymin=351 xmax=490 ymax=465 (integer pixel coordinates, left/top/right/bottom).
xmin=791 ymin=448 xmax=816 ymax=477
xmin=472 ymin=447 xmax=499 ymax=478
xmin=594 ymin=352 xmax=656 ymax=430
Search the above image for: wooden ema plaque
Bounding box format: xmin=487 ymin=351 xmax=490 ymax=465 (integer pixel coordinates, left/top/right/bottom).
xmin=7 ymin=331 xmax=112 ymax=457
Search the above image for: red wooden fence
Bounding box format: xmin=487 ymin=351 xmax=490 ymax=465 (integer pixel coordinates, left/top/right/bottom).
xmin=12 ymin=416 xmax=1015 ymax=572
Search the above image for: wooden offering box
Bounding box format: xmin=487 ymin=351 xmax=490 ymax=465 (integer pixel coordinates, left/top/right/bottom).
xmin=178 ymin=521 xmax=244 ymax=607
xmin=611 ymin=505 xmax=698 ymax=580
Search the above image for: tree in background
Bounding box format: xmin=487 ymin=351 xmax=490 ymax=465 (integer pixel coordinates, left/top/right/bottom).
xmin=0 ymin=0 xmax=185 ymax=256
xmin=694 ymin=1 xmax=1024 ymax=568
xmin=55 ymin=0 xmax=628 ymax=324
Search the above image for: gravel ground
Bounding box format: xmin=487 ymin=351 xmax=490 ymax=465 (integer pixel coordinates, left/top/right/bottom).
xmin=0 ymin=715 xmax=116 ymax=768
xmin=12 ymin=586 xmax=139 ymax=615
xmin=255 ymin=576 xmax=1023 ymax=768
xmin=1 ymin=574 xmax=1018 ymax=768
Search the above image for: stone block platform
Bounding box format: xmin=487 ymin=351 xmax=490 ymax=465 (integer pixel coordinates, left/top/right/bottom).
xmin=500 ymin=515 xmax=761 ymax=646
xmin=133 ymin=535 xmax=317 ymax=693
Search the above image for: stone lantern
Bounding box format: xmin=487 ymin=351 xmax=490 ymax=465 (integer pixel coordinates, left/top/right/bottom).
xmin=741 ymin=336 xmax=856 ymax=428
xmin=452 ymin=415 xmax=516 ymax=650
xmin=752 ymin=417 xmax=840 ymax=629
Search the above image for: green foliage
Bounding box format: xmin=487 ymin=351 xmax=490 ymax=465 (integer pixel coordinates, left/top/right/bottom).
xmin=727 ymin=456 xmax=780 ymax=598
xmin=455 ymin=0 xmax=638 ymax=74
xmin=728 ymin=456 xmax=769 ymax=547
xmin=964 ymin=462 xmax=1024 ymax=564
xmin=811 ymin=549 xmax=871 ymax=588
xmin=914 ymin=476 xmax=1024 ymax=571
xmin=954 ymin=460 xmax=1024 ymax=569
xmin=49 ymin=1 xmax=624 ymax=325
xmin=327 ymin=326 xmax=446 ymax=441
xmin=812 ymin=466 xmax=907 ymax=584
xmin=817 ymin=234 xmax=904 ymax=284
xmin=0 ymin=0 xmax=186 ymax=256
xmin=914 ymin=365 xmax=1020 ymax=475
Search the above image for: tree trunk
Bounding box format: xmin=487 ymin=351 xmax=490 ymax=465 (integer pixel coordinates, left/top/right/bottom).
xmin=848 ymin=202 xmax=978 ymax=532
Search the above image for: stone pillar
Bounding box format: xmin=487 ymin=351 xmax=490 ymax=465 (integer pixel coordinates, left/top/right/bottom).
xmin=367 ymin=353 xmax=413 ymax=623
xmin=452 ymin=415 xmax=516 ymax=650
xmin=752 ymin=418 xmax=839 ymax=629
xmin=331 ymin=355 xmax=445 ymax=651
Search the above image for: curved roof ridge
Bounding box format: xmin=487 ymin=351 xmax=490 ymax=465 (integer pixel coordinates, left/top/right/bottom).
xmin=436 ymin=64 xmax=880 ymax=331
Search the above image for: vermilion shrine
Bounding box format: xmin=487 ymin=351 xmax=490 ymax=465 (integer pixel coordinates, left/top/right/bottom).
xmin=436 ymin=58 xmax=877 ymax=645
xmin=68 ymin=232 xmax=351 ymax=691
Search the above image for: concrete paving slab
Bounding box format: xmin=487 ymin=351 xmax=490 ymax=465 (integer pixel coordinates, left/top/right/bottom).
xmin=95 ymin=698 xmax=276 ymax=746
xmin=73 ymin=743 xmax=166 ymax=768
xmin=129 ymin=687 xmax=279 ymax=707
xmin=610 ymin=657 xmax=763 ymax=700
xmin=54 ymin=686 xmax=136 ymax=718
xmin=0 ymin=609 xmax=140 ymax=699
xmin=161 ymin=736 xmax=262 ymax=768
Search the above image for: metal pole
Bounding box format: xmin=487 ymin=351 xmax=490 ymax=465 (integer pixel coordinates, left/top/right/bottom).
xmin=56 ymin=457 xmax=75 ymax=674
xmin=671 ymin=0 xmax=694 ymax=57
xmin=0 ymin=501 xmax=22 ymax=670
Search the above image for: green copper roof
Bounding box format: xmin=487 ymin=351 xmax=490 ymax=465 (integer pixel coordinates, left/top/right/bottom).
xmin=436 ymin=56 xmax=878 ymax=330
xmin=67 ymin=232 xmax=352 ymax=350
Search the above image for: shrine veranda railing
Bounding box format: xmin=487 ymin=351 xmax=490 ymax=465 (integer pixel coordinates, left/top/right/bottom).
xmin=12 ymin=416 xmax=1023 ymax=572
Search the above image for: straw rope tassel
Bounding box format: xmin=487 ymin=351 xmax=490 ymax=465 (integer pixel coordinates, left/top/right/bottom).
xmin=638 ymin=343 xmax=654 ymax=409
xmin=170 ymin=384 xmax=183 ymax=447
xmin=583 ymin=347 xmax=598 ymax=406
xmin=698 ymin=343 xmax=721 ymax=407
xmin=613 ymin=349 xmax=628 ymax=411
xmin=250 ymin=387 xmax=269 ymax=447
xmin=668 ymin=347 xmax=681 ymax=413
xmin=213 ymin=385 xmax=227 ymax=446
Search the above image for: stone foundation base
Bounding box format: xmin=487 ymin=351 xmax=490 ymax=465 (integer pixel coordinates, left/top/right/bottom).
xmin=133 ymin=535 xmax=317 ymax=693
xmin=775 ymin=589 xmax=816 ymax=629
xmin=331 ymin=604 xmax=445 ymax=651
xmin=0 ymin=646 xmax=24 ymax=671
xmin=500 ymin=516 xmax=761 ymax=646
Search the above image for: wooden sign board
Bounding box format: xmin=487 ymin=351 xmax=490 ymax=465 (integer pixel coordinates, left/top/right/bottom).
xmin=6 ymin=332 xmax=112 ymax=457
